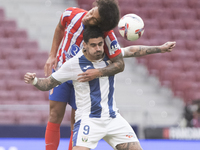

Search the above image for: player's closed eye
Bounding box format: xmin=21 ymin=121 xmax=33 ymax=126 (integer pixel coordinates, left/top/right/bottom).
xmin=98 ymin=42 xmax=103 ymax=46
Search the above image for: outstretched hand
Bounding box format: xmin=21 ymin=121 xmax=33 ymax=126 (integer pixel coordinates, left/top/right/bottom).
xmin=24 ymin=72 xmax=36 ymax=84
xmin=77 ymin=69 xmax=102 ymax=82
xmin=44 ymin=56 xmax=57 ymax=76
xmin=160 ymin=41 xmax=176 ymax=53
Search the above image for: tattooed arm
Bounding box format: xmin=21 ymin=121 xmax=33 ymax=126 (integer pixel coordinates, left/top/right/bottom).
xmin=77 ymin=53 xmax=124 ymax=82
xmin=24 ymin=72 xmax=61 ymax=91
xmin=122 ymin=41 xmax=176 ymax=58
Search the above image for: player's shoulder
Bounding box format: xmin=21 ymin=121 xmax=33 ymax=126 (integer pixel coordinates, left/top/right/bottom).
xmin=68 ymin=50 xmax=84 ymax=63
xmin=103 ymin=30 xmax=114 ymax=37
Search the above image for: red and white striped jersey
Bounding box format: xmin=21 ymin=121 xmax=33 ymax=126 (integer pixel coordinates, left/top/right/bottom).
xmin=56 ymin=7 xmax=121 ymax=70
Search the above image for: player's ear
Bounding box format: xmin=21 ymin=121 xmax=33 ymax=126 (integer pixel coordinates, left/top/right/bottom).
xmin=83 ymin=41 xmax=86 ymax=47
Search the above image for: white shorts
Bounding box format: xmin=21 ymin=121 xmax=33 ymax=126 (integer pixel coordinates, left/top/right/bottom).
xmin=72 ymin=113 xmax=139 ymax=149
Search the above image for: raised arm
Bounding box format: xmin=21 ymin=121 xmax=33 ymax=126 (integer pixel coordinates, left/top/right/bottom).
xmin=98 ymin=53 xmax=124 ymax=76
xmin=44 ymin=20 xmax=65 ymax=76
xmin=122 ymin=41 xmax=176 ymax=58
xmin=77 ymin=53 xmax=124 ymax=82
xmin=24 ymin=72 xmax=61 ymax=91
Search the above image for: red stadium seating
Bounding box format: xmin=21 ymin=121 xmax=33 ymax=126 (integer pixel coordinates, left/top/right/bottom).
xmin=172 ymin=39 xmax=186 ymax=50
xmin=183 ymin=19 xmax=199 ymax=30
xmin=159 ymin=19 xmax=185 ymax=30
xmin=173 ymin=80 xmax=198 ymax=93
xmin=196 ymin=29 xmax=200 ymax=40
xmin=167 ymin=0 xmax=189 ymax=8
xmin=17 ymin=90 xmax=47 ymax=102
xmin=19 ymin=68 xmax=46 ymax=80
xmin=138 ymin=0 xmax=163 ymax=8
xmin=145 ymin=8 xmax=173 ymax=20
xmin=195 ymin=8 xmax=200 ymax=20
xmin=0 ymin=19 xmax=17 ymax=28
xmin=187 ymin=0 xmax=200 ymax=8
xmin=118 ymin=0 xmax=139 ymax=7
xmin=17 ymin=40 xmax=38 ymax=49
xmin=30 ymin=51 xmax=48 ymax=69
xmin=16 ymin=110 xmax=47 ymax=125
xmin=184 ymin=39 xmax=199 ymax=50
xmin=143 ymin=19 xmax=161 ymax=30
xmin=6 ymin=79 xmax=35 ymax=91
xmin=182 ymin=60 xmax=200 ymax=72
xmin=170 ymin=50 xmax=196 ymax=62
xmin=0 ymin=7 xmax=4 ymax=18
xmin=8 ymin=58 xmax=38 ymax=70
xmin=0 ymin=90 xmax=17 ymax=101
xmin=144 ymin=29 xmax=172 ymax=40
xmin=0 ymin=111 xmax=16 ymax=124
xmin=171 ymin=29 xmax=196 ymax=41
xmin=0 ymin=37 xmax=15 ymax=49
xmin=0 ymin=69 xmax=21 ymax=80
xmin=0 ymin=26 xmax=5 ymax=37
xmin=0 ymin=7 xmax=50 ymax=125
xmin=185 ymin=89 xmax=200 ymax=103
xmin=171 ymin=8 xmax=197 ymax=20
xmin=1 ymin=49 xmax=28 ymax=60
xmin=160 ymin=69 xmax=182 ymax=84
xmin=195 ymin=71 xmax=200 ymax=82
xmin=5 ymin=29 xmax=28 ymax=39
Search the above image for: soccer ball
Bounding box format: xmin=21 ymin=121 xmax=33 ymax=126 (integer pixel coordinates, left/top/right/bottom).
xmin=118 ymin=14 xmax=144 ymax=41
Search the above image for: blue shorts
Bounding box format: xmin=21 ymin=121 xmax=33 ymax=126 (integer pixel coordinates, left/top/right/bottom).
xmin=49 ymin=70 xmax=77 ymax=110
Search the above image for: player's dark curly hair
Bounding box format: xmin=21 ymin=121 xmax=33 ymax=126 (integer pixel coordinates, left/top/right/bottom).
xmin=95 ymin=0 xmax=120 ymax=31
xmin=83 ymin=26 xmax=104 ymax=43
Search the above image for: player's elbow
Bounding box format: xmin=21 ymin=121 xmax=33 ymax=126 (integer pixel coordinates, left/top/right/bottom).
xmin=117 ymin=60 xmax=125 ymax=73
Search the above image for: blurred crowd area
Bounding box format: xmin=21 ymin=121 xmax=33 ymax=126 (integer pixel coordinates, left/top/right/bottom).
xmin=182 ymin=100 xmax=200 ymax=128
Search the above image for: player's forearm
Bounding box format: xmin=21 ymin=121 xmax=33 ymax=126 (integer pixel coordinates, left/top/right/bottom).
xmin=49 ymin=22 xmax=65 ymax=57
xmin=98 ymin=54 xmax=124 ymax=76
xmin=34 ymin=76 xmax=61 ymax=91
xmin=123 ymin=45 xmax=162 ymax=58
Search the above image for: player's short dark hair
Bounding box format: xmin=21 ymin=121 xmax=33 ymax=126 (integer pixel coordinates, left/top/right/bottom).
xmin=95 ymin=0 xmax=120 ymax=31
xmin=83 ymin=26 xmax=104 ymax=43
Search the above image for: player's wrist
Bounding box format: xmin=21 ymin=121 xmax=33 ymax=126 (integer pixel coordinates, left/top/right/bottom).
xmin=32 ymin=77 xmax=38 ymax=85
xmin=96 ymin=69 xmax=103 ymax=78
xmin=159 ymin=45 xmax=165 ymax=53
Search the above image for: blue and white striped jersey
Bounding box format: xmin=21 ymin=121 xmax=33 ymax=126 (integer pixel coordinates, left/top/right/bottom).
xmin=52 ymin=50 xmax=118 ymax=122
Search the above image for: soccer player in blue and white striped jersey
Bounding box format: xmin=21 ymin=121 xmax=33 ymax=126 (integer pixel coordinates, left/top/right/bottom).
xmin=24 ymin=26 xmax=143 ymax=150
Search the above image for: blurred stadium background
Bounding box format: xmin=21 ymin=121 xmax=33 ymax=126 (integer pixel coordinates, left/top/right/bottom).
xmin=0 ymin=0 xmax=200 ymax=149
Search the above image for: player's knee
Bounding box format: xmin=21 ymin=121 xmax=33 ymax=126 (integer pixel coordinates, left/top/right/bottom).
xmin=49 ymin=109 xmax=64 ymax=123
xmin=116 ymin=142 xmax=143 ymax=150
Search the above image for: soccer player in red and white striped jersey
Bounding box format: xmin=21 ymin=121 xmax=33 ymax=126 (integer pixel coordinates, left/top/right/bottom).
xmin=44 ymin=1 xmax=124 ymax=150
xmin=43 ymin=0 xmax=176 ymax=150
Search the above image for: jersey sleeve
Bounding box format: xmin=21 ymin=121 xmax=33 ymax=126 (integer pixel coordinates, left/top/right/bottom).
xmin=51 ymin=60 xmax=74 ymax=83
xmin=60 ymin=7 xmax=87 ymax=27
xmin=60 ymin=7 xmax=74 ymax=27
xmin=103 ymin=30 xmax=122 ymax=59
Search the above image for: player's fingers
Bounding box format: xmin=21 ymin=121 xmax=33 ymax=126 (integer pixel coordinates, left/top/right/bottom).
xmin=32 ymin=73 xmax=36 ymax=78
xmin=24 ymin=77 xmax=32 ymax=84
xmin=78 ymin=72 xmax=87 ymax=76
xmin=77 ymin=75 xmax=90 ymax=82
xmin=44 ymin=64 xmax=48 ymax=76
xmin=78 ymin=77 xmax=89 ymax=82
xmin=47 ymin=65 xmax=53 ymax=76
xmin=54 ymin=59 xmax=58 ymax=70
xmin=24 ymin=73 xmax=32 ymax=78
xmin=24 ymin=75 xmax=32 ymax=81
xmin=44 ymin=63 xmax=51 ymax=76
